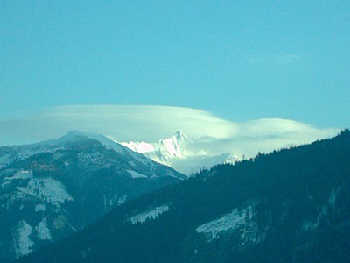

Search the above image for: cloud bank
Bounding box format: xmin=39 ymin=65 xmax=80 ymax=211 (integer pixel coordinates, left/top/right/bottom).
xmin=0 ymin=105 xmax=339 ymax=159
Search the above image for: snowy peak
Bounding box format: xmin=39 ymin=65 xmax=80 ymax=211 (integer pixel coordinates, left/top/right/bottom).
xmin=120 ymin=131 xmax=238 ymax=175
xmin=121 ymin=131 xmax=190 ymax=168
xmin=157 ymin=130 xmax=188 ymax=159
xmin=121 ymin=130 xmax=187 ymax=157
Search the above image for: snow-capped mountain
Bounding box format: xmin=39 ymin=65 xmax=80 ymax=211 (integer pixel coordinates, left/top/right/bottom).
xmin=121 ymin=131 xmax=187 ymax=163
xmin=121 ymin=131 xmax=238 ymax=175
xmin=0 ymin=131 xmax=184 ymax=263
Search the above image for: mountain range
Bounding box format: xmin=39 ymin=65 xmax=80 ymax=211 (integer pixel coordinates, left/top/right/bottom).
xmin=0 ymin=131 xmax=184 ymax=262
xmin=15 ymin=130 xmax=350 ymax=263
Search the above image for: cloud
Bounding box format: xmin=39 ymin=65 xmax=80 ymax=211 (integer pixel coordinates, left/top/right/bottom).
xmin=0 ymin=105 xmax=339 ymax=159
xmin=185 ymin=118 xmax=338 ymax=158
xmin=0 ymin=105 xmax=236 ymax=145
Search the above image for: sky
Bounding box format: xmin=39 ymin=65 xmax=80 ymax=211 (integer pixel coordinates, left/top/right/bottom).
xmin=1 ymin=0 xmax=350 ymax=144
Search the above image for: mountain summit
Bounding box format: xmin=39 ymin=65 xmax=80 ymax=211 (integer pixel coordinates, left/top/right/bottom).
xmin=0 ymin=131 xmax=184 ymax=262
xmin=121 ymin=131 xmax=238 ymax=174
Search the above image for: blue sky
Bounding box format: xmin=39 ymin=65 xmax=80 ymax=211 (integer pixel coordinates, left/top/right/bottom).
xmin=1 ymin=0 xmax=350 ymax=128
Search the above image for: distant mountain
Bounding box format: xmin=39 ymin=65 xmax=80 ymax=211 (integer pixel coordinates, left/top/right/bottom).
xmin=121 ymin=131 xmax=238 ymax=174
xmin=0 ymin=131 xmax=184 ymax=263
xmin=16 ymin=130 xmax=350 ymax=263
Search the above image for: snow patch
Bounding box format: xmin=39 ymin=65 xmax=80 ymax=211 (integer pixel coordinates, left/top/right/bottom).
xmin=35 ymin=218 xmax=52 ymax=240
xmin=127 ymin=169 xmax=148 ymax=179
xmin=13 ymin=220 xmax=34 ymax=258
xmin=303 ymin=205 xmax=328 ymax=232
xmin=4 ymin=170 xmax=33 ymax=181
xmin=35 ymin=204 xmax=46 ymax=212
xmin=303 ymin=190 xmax=338 ymax=232
xmin=196 ymin=209 xmax=247 ymax=240
xmin=196 ymin=205 xmax=259 ymax=243
xmin=17 ymin=177 xmax=73 ymax=207
xmin=103 ymin=194 xmax=128 ymax=210
xmin=328 ymin=188 xmax=340 ymax=208
xmin=1 ymin=180 xmax=10 ymax=188
xmin=129 ymin=205 xmax=169 ymax=224
xmin=117 ymin=195 xmax=127 ymax=205
xmin=78 ymin=152 xmax=104 ymax=165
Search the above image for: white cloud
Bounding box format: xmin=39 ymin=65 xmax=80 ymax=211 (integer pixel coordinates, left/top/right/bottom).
xmin=0 ymin=105 xmax=339 ymax=160
xmin=182 ymin=117 xmax=337 ymax=159
xmin=0 ymin=105 xmax=236 ymax=145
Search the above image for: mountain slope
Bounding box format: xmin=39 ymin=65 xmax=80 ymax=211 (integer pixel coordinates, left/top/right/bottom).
xmin=121 ymin=131 xmax=238 ymax=174
xmin=16 ymin=130 xmax=350 ymax=263
xmin=0 ymin=132 xmax=184 ymax=262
